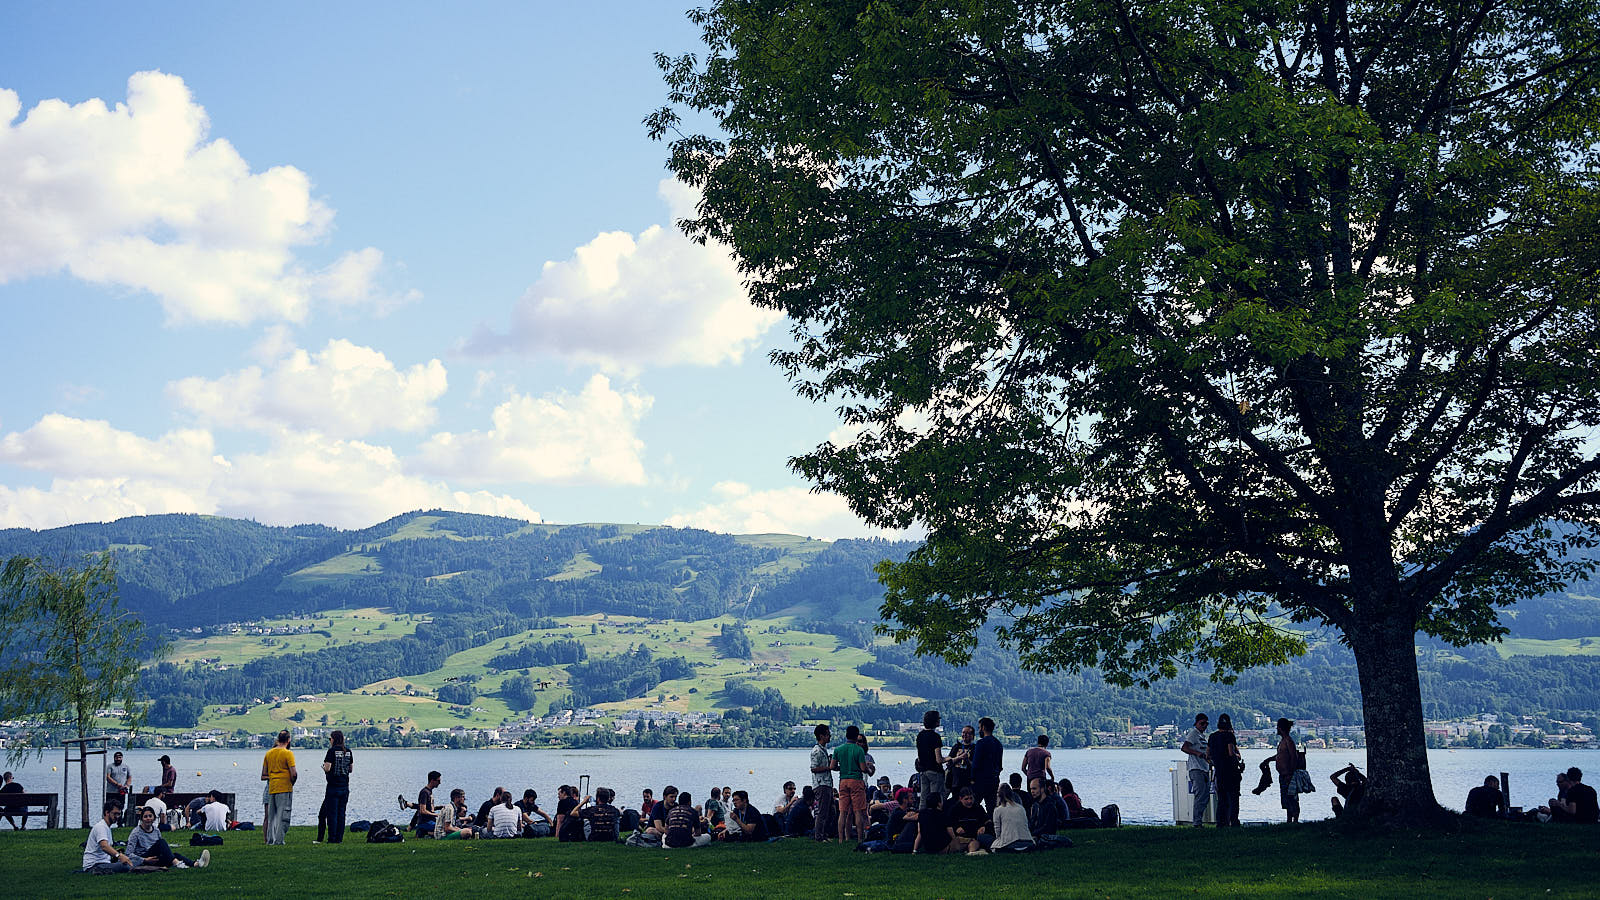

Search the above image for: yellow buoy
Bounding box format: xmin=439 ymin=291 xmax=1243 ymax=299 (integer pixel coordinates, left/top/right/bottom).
xmin=196 ymin=772 xmax=202 ymax=777
xmin=233 ymin=762 xmax=238 ymax=767
xmin=52 ymin=766 xmax=58 ymax=772
xmin=748 ymin=769 xmax=754 ymax=774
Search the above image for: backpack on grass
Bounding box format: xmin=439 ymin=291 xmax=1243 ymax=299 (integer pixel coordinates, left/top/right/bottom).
xmin=189 ymin=832 xmax=224 ymax=846
xmin=366 ymin=819 xmax=404 ymax=843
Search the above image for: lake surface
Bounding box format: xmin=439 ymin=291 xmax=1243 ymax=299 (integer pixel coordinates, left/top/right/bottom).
xmin=9 ymin=746 xmax=1590 ymax=828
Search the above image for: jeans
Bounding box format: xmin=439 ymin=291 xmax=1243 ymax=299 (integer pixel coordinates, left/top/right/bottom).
xmin=265 ymin=790 xmax=293 ymax=844
xmin=918 ymin=770 xmax=945 ymax=811
xmin=140 ymin=837 xmax=195 ymax=868
xmin=318 ymin=785 xmax=349 ymax=843
xmin=812 ymin=784 xmax=835 ymax=840
xmin=1215 ymin=777 xmax=1241 ymax=827
xmin=1188 ymin=769 xmax=1211 ymax=826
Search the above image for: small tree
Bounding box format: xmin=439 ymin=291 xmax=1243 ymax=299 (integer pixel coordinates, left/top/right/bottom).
xmin=0 ymin=553 xmax=165 ymax=822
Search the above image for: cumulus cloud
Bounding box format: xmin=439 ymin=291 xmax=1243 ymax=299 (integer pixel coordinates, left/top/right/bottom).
xmin=169 ymin=339 xmax=448 ymax=436
xmin=416 ymin=374 xmax=651 ymax=485
xmin=0 ymin=415 xmax=537 ymax=530
xmin=664 ymin=480 xmax=920 ymax=541
xmin=463 ymin=179 xmax=782 ymax=369
xmin=0 ymin=71 xmax=397 ymax=323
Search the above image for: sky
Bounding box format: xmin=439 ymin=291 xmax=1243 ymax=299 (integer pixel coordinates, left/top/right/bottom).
xmin=0 ymin=2 xmax=905 ymax=540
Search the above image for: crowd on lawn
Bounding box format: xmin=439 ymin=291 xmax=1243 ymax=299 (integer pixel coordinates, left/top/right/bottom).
xmin=62 ymin=708 xmax=1599 ymax=873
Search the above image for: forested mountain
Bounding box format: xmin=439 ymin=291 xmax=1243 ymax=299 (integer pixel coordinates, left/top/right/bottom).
xmin=2 ymin=510 xmax=1598 ymax=735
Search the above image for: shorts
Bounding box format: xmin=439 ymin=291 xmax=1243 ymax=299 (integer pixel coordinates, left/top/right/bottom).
xmin=838 ymin=779 xmax=868 ymax=813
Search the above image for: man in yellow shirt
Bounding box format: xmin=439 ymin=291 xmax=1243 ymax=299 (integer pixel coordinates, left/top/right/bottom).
xmin=261 ymin=730 xmax=298 ymax=844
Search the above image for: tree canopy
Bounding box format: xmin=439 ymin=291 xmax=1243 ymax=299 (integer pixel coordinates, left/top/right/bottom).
xmin=653 ymin=0 xmax=1600 ymax=819
xmin=0 ymin=553 xmax=162 ymax=761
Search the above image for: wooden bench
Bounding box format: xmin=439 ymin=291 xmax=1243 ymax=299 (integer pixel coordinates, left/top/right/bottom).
xmin=128 ymin=791 xmax=236 ymax=829
xmin=0 ymin=792 xmax=59 ymax=829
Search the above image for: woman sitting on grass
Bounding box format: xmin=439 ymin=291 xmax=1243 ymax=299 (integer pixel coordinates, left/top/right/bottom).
xmin=988 ymin=785 xmax=1034 ymax=853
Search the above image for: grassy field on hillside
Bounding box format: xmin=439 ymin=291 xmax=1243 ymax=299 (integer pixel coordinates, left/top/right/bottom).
xmin=166 ymin=608 xmax=420 ymax=665
xmin=8 ymin=820 xmax=1597 ymax=899
xmin=1493 ymin=637 xmax=1600 ymax=658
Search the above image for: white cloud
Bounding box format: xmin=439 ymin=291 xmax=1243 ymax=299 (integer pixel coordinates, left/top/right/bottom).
xmin=169 ymin=339 xmax=448 ymax=436
xmin=417 ymin=374 xmax=651 ymax=485
xmin=664 ymin=480 xmax=920 ymax=541
xmin=0 ymin=71 xmax=397 ymax=323
xmin=0 ymin=415 xmax=537 ymax=530
xmin=463 ymin=179 xmax=782 ymax=369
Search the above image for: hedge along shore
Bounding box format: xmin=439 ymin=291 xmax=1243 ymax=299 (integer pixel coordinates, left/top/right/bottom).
xmin=5 ymin=819 xmax=1598 ymax=899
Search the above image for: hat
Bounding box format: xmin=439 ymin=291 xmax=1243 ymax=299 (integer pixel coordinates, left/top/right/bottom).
xmin=157 ymin=754 xmax=171 ymax=763
xmin=877 ymin=775 xmax=891 ymax=785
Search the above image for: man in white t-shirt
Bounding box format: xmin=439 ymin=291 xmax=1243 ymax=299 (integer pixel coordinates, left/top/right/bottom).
xmin=144 ymin=787 xmax=169 ymax=829
xmin=83 ymin=800 xmax=133 ymax=873
xmin=1180 ymin=713 xmax=1212 ymax=827
xmin=201 ymin=791 xmax=232 ymax=832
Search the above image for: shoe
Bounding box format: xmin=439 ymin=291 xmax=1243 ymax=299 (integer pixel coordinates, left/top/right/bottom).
xmin=197 ymin=850 xmax=210 ymax=868
xmin=173 ymin=860 xmax=188 ymax=868
xmin=966 ymin=848 xmax=987 ymax=856
xmin=312 ymin=840 xmax=321 ymax=844
xmin=398 ymin=793 xmax=408 ymax=809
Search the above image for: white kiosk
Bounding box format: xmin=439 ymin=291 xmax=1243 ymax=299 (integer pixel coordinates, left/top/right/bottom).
xmin=1170 ymin=764 xmax=1218 ymax=824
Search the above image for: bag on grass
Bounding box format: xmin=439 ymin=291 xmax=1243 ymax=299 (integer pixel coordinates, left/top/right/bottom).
xmin=366 ymin=820 xmax=403 ymax=843
xmin=349 ymin=820 xmax=372 ymax=833
xmin=189 ymin=832 xmax=224 ymax=846
xmin=1099 ymin=804 xmax=1120 ymax=827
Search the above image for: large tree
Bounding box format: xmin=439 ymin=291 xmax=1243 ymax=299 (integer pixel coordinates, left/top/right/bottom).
xmin=653 ymin=0 xmax=1600 ymax=819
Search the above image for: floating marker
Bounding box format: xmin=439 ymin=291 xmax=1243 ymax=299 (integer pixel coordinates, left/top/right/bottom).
xmin=748 ymin=769 xmax=754 ymax=774
xmin=233 ymin=762 xmax=238 ymax=767
xmin=196 ymin=772 xmax=202 ymax=776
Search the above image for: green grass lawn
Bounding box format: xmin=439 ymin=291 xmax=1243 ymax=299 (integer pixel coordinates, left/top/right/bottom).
xmin=6 ymin=820 xmax=1597 ymax=899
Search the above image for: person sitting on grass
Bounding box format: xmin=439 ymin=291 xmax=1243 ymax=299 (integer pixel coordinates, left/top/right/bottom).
xmin=516 ymin=789 xmax=553 ymax=837
xmin=989 ymin=784 xmax=1034 ymax=853
xmin=783 ymin=785 xmax=815 ymax=836
xmin=439 ymin=789 xmax=480 ymax=839
xmin=557 ymin=784 xmax=590 ymax=841
xmin=773 ymin=781 xmax=797 ymax=820
xmin=82 ymin=800 xmax=136 ymax=874
xmin=143 ymin=786 xmax=170 ymax=830
xmin=950 ymin=787 xmax=991 ymax=854
xmin=200 ymin=790 xmax=233 ymax=833
xmin=584 ymin=788 xmax=622 ymax=842
xmin=704 ymin=786 xmax=727 ymax=828
xmin=723 ymin=790 xmax=768 ymax=842
xmin=1028 ymin=777 xmax=1064 ymax=836
xmin=666 ymin=791 xmax=712 ymax=848
xmin=913 ymin=793 xmax=958 ymax=854
xmin=1329 ymin=764 xmax=1367 ymax=818
xmin=1009 ymin=773 xmax=1032 ymax=815
xmin=127 ymin=805 xmax=208 ymax=868
xmin=1543 ymin=767 xmax=1598 ymax=824
xmin=475 ymin=787 xmax=506 ymax=832
xmin=648 ymin=785 xmax=679 ymax=838
xmin=400 ymin=771 xmax=442 ymax=837
xmin=887 ymin=789 xmax=919 ymax=853
xmin=1465 ymin=776 xmax=1507 ymax=819
xmin=489 ymin=792 xmax=526 ymax=838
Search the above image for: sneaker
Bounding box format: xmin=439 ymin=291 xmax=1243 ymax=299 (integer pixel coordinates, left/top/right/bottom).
xmin=173 ymin=860 xmax=188 ymax=868
xmin=966 ymin=848 xmax=987 ymax=856
xmin=311 ymin=840 xmax=321 ymax=844
xmin=197 ymin=850 xmax=210 ymax=868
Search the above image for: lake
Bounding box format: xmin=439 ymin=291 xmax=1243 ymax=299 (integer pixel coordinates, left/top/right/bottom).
xmin=8 ymin=746 xmax=1590 ymax=828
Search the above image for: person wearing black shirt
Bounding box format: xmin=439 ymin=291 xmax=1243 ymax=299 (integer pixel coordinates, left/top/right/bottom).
xmin=584 ymin=788 xmax=622 ymax=842
xmin=886 ymin=789 xmax=919 ymax=852
xmin=916 ymin=710 xmax=947 ymax=809
xmin=972 ymin=717 xmax=1004 ymax=815
xmin=475 ymin=787 xmax=505 ymax=831
xmin=949 ymin=787 xmax=989 ymax=853
xmin=947 ymin=725 xmax=976 ymax=799
xmin=1 ymin=771 xmax=25 ymax=830
xmin=725 ymin=791 xmax=768 ymax=842
xmin=556 ymin=784 xmax=588 ymax=841
xmin=515 ymin=789 xmax=553 ymax=837
xmin=1207 ymin=715 xmax=1243 ymax=827
xmin=1464 ymin=776 xmax=1507 ymax=819
xmin=1552 ymin=767 xmax=1598 ymax=825
xmin=1328 ymin=763 xmax=1367 ymax=819
xmin=914 ymin=794 xmax=956 ymax=854
xmin=316 ymin=731 xmax=354 ymax=843
xmin=665 ymin=792 xmax=704 ymax=848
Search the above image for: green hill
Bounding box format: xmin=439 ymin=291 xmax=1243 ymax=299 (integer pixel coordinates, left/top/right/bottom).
xmin=3 ymin=510 xmax=1599 ymax=744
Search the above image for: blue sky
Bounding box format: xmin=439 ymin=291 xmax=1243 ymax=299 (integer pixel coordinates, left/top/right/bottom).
xmin=0 ymin=2 xmax=899 ymax=539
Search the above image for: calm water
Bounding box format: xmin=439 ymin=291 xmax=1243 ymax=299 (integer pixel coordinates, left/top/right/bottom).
xmin=8 ymin=746 xmax=1590 ymax=828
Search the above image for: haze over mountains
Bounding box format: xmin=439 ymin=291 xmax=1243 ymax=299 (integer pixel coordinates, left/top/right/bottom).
xmin=2 ymin=510 xmax=1597 ymax=741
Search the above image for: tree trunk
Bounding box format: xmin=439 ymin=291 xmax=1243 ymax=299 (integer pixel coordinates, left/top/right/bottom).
xmin=1348 ymin=613 xmax=1446 ymax=823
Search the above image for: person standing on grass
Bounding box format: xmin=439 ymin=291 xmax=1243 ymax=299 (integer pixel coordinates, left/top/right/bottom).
xmin=972 ymin=717 xmax=1004 ymax=816
xmin=1181 ymin=713 xmax=1211 ymax=827
xmin=1274 ymin=718 xmax=1300 ymax=823
xmin=1207 ymin=714 xmax=1243 ymax=827
xmin=809 ymin=723 xmax=836 ymax=841
xmin=1022 ymin=734 xmax=1055 ymax=789
xmin=833 ymin=724 xmax=870 ymax=841
xmin=261 ymin=730 xmax=297 ymax=844
xmin=105 ymin=750 xmax=132 ymax=822
xmin=916 ymin=710 xmax=947 ymax=809
xmin=316 ymin=730 xmax=353 ymax=843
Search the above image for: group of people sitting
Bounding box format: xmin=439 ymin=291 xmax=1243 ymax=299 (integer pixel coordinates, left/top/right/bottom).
xmin=1465 ymin=767 xmax=1599 ymax=824
xmin=80 ymin=793 xmax=231 ymax=874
